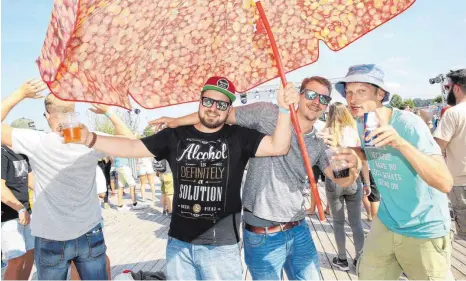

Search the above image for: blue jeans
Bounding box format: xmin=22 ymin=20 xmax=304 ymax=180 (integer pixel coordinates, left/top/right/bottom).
xmin=34 ymin=224 xmax=107 ymax=280
xmin=243 ymin=220 xmax=320 ymax=280
xmin=165 ymin=237 xmax=242 ymax=280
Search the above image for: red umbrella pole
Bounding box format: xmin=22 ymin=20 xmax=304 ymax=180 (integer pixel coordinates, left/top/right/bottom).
xmin=255 ymin=1 xmax=325 ymax=221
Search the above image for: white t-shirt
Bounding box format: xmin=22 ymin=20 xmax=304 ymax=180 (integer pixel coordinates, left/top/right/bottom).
xmin=11 ymin=129 xmax=105 ymax=241
xmin=340 ymin=126 xmax=360 ymax=147
xmin=137 ymin=157 xmax=153 ymax=169
xmin=96 ymin=166 xmax=107 ymax=194
xmin=433 ymin=102 xmax=466 ymax=185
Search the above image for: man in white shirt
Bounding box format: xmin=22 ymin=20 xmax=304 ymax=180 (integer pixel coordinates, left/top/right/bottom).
xmin=1 ymin=79 xmax=133 ymax=280
xmin=434 ymin=69 xmax=466 ymax=240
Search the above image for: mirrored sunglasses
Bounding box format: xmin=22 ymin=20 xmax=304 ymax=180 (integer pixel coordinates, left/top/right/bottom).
xmin=201 ymin=97 xmax=231 ymax=111
xmin=301 ymin=89 xmax=332 ymax=105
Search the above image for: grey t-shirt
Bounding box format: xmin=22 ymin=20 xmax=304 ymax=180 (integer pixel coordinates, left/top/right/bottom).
xmin=12 ymin=129 xmax=105 ymax=241
xmin=236 ymin=102 xmax=329 ymax=223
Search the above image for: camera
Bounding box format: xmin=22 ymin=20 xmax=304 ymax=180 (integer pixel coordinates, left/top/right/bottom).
xmin=429 ymin=74 xmax=445 ymax=85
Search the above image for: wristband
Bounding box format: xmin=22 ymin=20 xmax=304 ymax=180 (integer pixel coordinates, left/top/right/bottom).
xmin=363 ymin=183 xmax=370 ymax=187
xmin=278 ymin=107 xmax=290 ymax=114
xmin=17 ymin=207 xmax=27 ymax=214
xmin=104 ymin=112 xmax=112 ymax=118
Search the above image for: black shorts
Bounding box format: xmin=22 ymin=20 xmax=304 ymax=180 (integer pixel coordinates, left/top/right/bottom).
xmin=312 ymin=165 xmax=326 ymax=183
xmin=367 ymin=171 xmax=381 ymax=202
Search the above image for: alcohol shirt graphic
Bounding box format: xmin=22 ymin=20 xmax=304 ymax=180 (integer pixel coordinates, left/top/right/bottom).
xmin=176 ymin=137 xmax=229 ymax=219
xmin=141 ymin=125 xmax=264 ymax=245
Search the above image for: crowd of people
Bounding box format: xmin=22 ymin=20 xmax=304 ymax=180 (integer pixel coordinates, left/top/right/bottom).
xmin=1 ymin=65 xmax=465 ymax=281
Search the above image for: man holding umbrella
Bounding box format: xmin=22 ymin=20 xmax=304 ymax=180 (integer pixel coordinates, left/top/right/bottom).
xmin=336 ymin=64 xmax=453 ymax=280
xmin=151 ymin=76 xmax=362 ymax=280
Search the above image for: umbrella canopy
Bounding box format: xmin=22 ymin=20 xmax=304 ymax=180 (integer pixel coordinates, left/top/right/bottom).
xmin=38 ymin=0 xmax=415 ymax=109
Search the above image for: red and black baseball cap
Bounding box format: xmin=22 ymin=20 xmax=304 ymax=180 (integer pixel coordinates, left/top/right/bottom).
xmin=201 ymin=76 xmax=236 ymax=102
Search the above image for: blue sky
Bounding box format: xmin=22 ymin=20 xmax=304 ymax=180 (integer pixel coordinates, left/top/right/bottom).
xmin=2 ymin=0 xmax=465 ymax=132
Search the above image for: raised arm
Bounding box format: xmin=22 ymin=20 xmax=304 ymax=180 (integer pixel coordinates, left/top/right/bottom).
xmin=149 ymin=107 xmax=238 ymax=131
xmin=254 ymin=83 xmax=297 ymax=157
xmin=89 ymin=104 xmax=135 ymax=138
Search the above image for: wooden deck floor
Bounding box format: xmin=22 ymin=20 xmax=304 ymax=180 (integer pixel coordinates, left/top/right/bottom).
xmin=101 ymin=181 xmax=466 ymax=280
xmin=4 ymin=181 xmax=466 ymax=280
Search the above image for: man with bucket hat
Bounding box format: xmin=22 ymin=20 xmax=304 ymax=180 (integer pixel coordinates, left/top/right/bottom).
xmin=336 ymin=64 xmax=454 ymax=280
xmin=71 ymin=76 xmax=300 ymax=280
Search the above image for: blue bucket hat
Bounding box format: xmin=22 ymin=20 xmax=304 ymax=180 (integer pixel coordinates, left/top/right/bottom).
xmin=335 ymin=64 xmax=390 ymax=103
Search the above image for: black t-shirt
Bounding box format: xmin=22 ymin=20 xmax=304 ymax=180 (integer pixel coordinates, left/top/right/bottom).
xmin=97 ymin=159 xmax=112 ymax=186
xmin=1 ymin=145 xmax=32 ymax=222
xmin=141 ymin=125 xmax=265 ymax=245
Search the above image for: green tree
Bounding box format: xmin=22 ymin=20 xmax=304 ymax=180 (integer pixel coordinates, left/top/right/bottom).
xmin=403 ymin=98 xmax=415 ymax=109
xmin=389 ymin=94 xmax=403 ymax=108
xmin=91 ymin=116 xmax=116 ymax=135
xmin=433 ymin=95 xmax=443 ymax=104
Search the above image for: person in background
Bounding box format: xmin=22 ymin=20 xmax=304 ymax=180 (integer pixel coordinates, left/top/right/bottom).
xmin=419 ymin=109 xmax=435 ymax=133
xmin=114 ymin=157 xmax=147 ymax=211
xmin=306 ymin=118 xmax=330 ymax=216
xmin=97 ymin=157 xmax=112 ymax=209
xmin=136 ymin=156 xmax=157 ymax=202
xmin=318 ymin=102 xmax=366 ymax=270
xmin=158 ymin=159 xmax=174 ymax=215
xmin=434 ymin=69 xmax=466 ymax=240
xmin=1 ymin=143 xmax=34 ymax=280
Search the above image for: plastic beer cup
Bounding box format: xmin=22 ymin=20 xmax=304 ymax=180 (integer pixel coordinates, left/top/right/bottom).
xmin=62 ymin=112 xmax=81 ymax=143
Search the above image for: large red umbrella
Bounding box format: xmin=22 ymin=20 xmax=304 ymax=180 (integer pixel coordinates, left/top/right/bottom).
xmin=38 ymin=0 xmax=416 ymax=220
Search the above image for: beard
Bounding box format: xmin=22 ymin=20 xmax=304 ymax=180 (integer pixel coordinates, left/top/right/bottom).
xmin=446 ymin=89 xmax=457 ymax=106
xmin=199 ymin=111 xmax=227 ymax=129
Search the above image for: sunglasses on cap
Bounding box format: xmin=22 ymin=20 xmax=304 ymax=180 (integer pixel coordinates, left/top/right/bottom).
xmin=301 ymin=89 xmax=332 ymax=105
xmin=201 ymin=97 xmax=231 ymax=111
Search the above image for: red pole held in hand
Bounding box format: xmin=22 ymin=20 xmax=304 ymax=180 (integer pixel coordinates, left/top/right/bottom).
xmin=255 ymin=1 xmax=325 ymax=221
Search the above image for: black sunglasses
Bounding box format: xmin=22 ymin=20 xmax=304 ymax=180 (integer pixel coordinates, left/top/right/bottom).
xmin=201 ymin=97 xmax=231 ymax=111
xmin=301 ymin=89 xmax=332 ymax=105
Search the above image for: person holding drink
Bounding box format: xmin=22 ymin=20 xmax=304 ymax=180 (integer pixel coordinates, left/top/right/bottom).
xmin=336 ymin=64 xmax=453 ymax=280
xmin=1 ymin=79 xmax=134 ymax=280
xmin=317 ymin=102 xmax=366 ymax=271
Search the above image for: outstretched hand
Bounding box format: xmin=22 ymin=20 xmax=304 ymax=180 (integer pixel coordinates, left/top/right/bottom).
xmin=16 ymin=78 xmax=48 ymax=99
xmin=148 ymin=117 xmax=179 ymax=132
xmin=89 ymin=104 xmax=110 ymax=115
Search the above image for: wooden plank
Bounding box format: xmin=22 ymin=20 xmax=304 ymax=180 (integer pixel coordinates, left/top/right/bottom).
xmin=451 ymin=256 xmax=466 ymax=277
xmin=110 ymin=215 xmax=170 ymax=276
xmin=308 ymin=215 xmax=352 ymax=281
xmin=307 ymin=218 xmax=340 ymax=281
